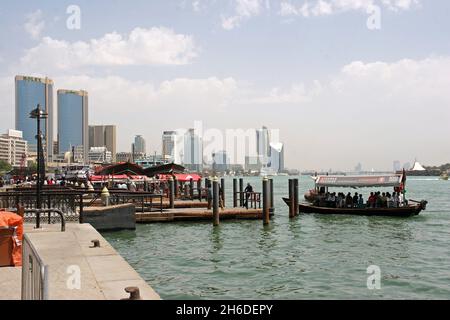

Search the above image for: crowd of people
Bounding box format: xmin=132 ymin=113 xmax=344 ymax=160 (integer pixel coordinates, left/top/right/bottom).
xmin=315 ymin=191 xmax=405 ymax=209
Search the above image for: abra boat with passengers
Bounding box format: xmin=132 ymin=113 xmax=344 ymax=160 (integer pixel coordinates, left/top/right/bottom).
xmin=283 ymin=172 xmax=428 ymax=217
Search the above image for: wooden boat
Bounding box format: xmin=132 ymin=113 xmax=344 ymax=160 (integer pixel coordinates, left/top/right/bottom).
xmin=283 ymin=197 xmax=427 ymax=217
xmin=284 ymin=171 xmax=428 ymax=217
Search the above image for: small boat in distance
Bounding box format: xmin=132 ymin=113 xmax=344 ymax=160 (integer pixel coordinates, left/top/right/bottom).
xmin=284 ymin=171 xmax=428 ymax=217
xmin=441 ymin=172 xmax=449 ymax=181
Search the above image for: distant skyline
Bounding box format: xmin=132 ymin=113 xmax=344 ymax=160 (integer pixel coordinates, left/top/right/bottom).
xmin=1 ymin=1 xmax=449 ymax=171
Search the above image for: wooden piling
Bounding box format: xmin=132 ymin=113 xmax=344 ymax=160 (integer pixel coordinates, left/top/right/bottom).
xmin=206 ymin=178 xmax=212 ymax=210
xmin=220 ymin=178 xmax=225 ymax=207
xmin=169 ymin=178 xmax=175 ymax=209
xmin=239 ymin=178 xmax=244 ymax=207
xmin=197 ymin=179 xmax=202 ymax=202
xmin=232 ymin=178 xmax=238 ymax=208
xmin=269 ymin=178 xmax=274 ymax=211
xmin=174 ymin=178 xmax=179 ymax=198
xmin=212 ymin=178 xmax=220 ymax=226
xmin=288 ymin=179 xmax=295 ymax=218
xmin=293 ymin=178 xmax=299 ymax=216
xmin=262 ymin=177 xmax=270 ymax=225
xmin=190 ymin=178 xmax=194 ymax=200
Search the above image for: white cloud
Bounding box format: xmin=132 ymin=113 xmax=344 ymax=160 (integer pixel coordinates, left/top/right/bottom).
xmin=278 ymin=0 xmax=420 ymax=17
xmin=24 ymin=9 xmax=45 ymax=40
xmin=20 ymin=27 xmax=198 ymax=71
xmin=221 ymin=0 xmax=264 ymax=30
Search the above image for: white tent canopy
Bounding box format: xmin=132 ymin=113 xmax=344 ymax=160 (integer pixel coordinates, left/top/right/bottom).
xmin=411 ymin=161 xmax=426 ymax=171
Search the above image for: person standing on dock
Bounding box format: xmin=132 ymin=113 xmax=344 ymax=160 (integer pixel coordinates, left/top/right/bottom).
xmin=243 ymin=183 xmax=253 ymax=208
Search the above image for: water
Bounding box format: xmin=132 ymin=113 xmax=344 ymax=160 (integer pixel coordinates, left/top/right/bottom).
xmin=103 ymin=176 xmax=450 ymax=299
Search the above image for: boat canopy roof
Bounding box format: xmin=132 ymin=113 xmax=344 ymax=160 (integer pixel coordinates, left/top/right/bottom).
xmin=314 ymin=175 xmax=403 ymax=188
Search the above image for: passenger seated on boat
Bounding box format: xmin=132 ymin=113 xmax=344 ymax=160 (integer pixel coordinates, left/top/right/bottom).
xmin=352 ymin=193 xmax=359 ymax=208
xmin=386 ymin=192 xmax=392 ymax=208
xmin=368 ymin=192 xmax=376 ymax=208
xmin=392 ymin=192 xmax=400 ymax=208
xmin=375 ymin=192 xmax=383 ymax=208
xmin=345 ymin=192 xmax=353 ymax=208
xmin=325 ymin=192 xmax=335 ymax=207
xmin=358 ymin=194 xmax=365 ymax=208
xmin=336 ymin=193 xmax=344 ymax=208
xmin=380 ymin=192 xmax=387 ymax=208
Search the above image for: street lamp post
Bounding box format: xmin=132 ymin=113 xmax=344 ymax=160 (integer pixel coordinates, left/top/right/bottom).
xmin=30 ymin=104 xmax=48 ymax=228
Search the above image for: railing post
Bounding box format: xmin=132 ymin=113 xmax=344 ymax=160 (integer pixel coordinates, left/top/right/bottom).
xmin=212 ymin=177 xmax=220 ymax=226
xmin=79 ymin=194 xmax=84 ymax=223
xmin=232 ymin=178 xmax=237 ymax=208
xmin=239 ymin=178 xmax=244 ymax=207
xmin=168 ymin=178 xmax=175 ymax=209
xmin=263 ymin=177 xmax=270 ymax=225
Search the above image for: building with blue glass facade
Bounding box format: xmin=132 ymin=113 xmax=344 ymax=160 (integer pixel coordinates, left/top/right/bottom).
xmin=57 ymin=89 xmax=89 ymax=163
xmin=15 ymin=75 xmax=54 ymax=162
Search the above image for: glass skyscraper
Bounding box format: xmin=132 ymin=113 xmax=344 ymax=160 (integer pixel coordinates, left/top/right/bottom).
xmin=15 ymin=75 xmax=54 ymax=162
xmin=57 ymin=89 xmax=89 ymax=163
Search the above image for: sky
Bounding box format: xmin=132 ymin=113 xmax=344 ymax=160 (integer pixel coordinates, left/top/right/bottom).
xmin=0 ymin=0 xmax=449 ymax=171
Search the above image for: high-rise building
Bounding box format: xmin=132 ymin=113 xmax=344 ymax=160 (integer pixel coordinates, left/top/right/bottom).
xmin=183 ymin=128 xmax=202 ymax=172
xmin=256 ymin=126 xmax=271 ymax=167
xmin=15 ymin=75 xmax=54 ymax=162
xmin=212 ymin=150 xmax=229 ymax=173
xmin=268 ymin=142 xmax=284 ymax=174
xmin=0 ymin=130 xmax=28 ymax=167
xmin=355 ymin=163 xmax=363 ymax=173
xmin=162 ymin=131 xmax=177 ymax=162
xmin=57 ymin=89 xmax=88 ymax=163
xmin=132 ymin=135 xmax=146 ymax=155
xmin=89 ymin=125 xmax=117 ymax=162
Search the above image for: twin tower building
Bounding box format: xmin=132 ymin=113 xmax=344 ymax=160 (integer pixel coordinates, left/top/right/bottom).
xmin=15 ymin=75 xmax=89 ymax=164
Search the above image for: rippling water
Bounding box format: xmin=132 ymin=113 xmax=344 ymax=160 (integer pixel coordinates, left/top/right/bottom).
xmin=103 ymin=176 xmax=450 ymax=299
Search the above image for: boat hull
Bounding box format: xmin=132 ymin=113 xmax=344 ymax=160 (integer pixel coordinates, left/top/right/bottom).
xmin=282 ymin=198 xmax=426 ymax=217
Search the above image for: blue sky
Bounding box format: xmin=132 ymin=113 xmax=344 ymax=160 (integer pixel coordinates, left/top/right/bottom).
xmin=0 ymin=0 xmax=449 ymax=171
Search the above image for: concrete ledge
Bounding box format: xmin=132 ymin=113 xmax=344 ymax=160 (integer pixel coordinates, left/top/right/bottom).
xmin=82 ymin=204 xmax=136 ymax=231
xmin=24 ymin=223 xmax=160 ymax=300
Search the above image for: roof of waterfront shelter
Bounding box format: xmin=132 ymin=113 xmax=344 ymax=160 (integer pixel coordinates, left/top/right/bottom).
xmin=143 ymin=163 xmax=185 ymax=177
xmin=95 ymin=162 xmax=145 ymax=176
xmin=314 ymin=175 xmax=403 ymax=188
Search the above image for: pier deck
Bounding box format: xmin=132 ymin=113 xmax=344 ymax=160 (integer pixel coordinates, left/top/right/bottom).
xmin=136 ymin=207 xmax=267 ymax=223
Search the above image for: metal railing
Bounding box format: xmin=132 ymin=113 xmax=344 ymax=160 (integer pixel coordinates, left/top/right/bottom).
xmin=233 ymin=192 xmax=262 ymax=209
xmin=21 ymin=233 xmax=49 ymax=300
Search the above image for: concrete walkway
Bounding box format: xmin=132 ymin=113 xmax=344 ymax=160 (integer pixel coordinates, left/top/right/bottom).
xmin=1 ymin=223 xmax=160 ymax=300
xmin=0 ymin=267 xmax=21 ymax=300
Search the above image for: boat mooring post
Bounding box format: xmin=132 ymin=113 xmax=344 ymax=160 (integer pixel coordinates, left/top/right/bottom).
xmin=206 ymin=178 xmax=212 ymax=210
xmin=197 ymin=179 xmax=202 ymax=201
xmin=174 ymin=178 xmax=179 ymax=198
xmin=288 ymin=179 xmax=295 ymax=218
xmin=239 ymin=178 xmax=244 ymax=207
xmin=190 ymin=178 xmax=194 ymax=200
xmin=220 ymin=178 xmax=225 ymax=207
xmin=294 ymin=178 xmax=299 ymax=216
xmin=232 ymin=178 xmax=238 ymax=208
xmin=212 ymin=177 xmax=220 ymax=226
xmin=262 ymin=177 xmax=270 ymax=225
xmin=269 ymin=178 xmax=274 ymax=213
xmin=169 ymin=177 xmax=175 ymax=209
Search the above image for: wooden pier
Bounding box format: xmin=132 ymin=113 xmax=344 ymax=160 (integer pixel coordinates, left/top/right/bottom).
xmin=136 ymin=207 xmax=269 ymax=223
